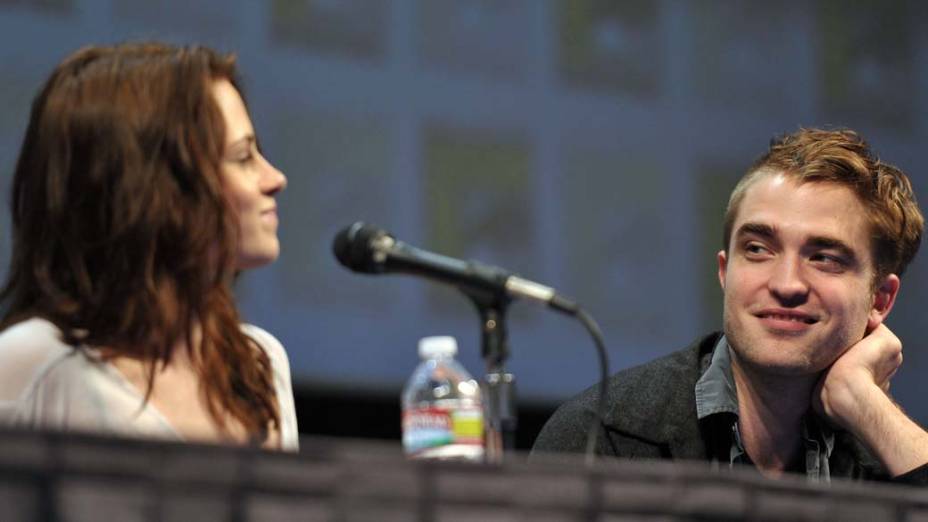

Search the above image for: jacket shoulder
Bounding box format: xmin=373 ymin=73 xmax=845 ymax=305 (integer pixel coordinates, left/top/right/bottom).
xmin=532 ymin=333 xmax=720 ymax=458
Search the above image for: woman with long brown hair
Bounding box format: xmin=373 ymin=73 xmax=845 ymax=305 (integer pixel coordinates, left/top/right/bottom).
xmin=0 ymin=42 xmax=297 ymax=449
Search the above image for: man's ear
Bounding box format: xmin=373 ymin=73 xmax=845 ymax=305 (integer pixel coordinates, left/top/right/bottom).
xmin=868 ymin=273 xmax=901 ymax=331
xmin=717 ymin=250 xmax=728 ymax=291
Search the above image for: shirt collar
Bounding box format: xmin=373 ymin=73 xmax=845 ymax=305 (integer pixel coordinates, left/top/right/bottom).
xmin=801 ymin=410 xmax=837 ymax=482
xmin=695 ymin=335 xmax=739 ymax=420
xmin=693 ymin=335 xmax=837 ymax=481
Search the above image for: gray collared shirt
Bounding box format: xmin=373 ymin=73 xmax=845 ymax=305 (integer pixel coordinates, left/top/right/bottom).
xmin=694 ymin=336 xmax=835 ymax=482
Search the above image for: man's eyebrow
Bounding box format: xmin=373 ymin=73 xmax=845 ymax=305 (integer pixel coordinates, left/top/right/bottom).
xmin=734 ymin=222 xmax=776 ymax=240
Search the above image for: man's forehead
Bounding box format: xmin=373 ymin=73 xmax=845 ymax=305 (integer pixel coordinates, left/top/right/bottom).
xmin=736 ymin=171 xmax=868 ymax=220
xmin=733 ymin=173 xmax=875 ymax=256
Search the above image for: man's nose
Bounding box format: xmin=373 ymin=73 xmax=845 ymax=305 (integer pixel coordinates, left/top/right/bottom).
xmin=768 ymin=256 xmax=809 ymax=306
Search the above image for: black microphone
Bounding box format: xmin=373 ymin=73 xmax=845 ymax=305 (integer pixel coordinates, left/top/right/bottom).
xmin=332 ymin=222 xmax=578 ymax=314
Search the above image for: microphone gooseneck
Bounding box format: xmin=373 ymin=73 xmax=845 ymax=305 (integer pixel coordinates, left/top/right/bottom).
xmin=332 ymin=221 xmax=578 ymax=314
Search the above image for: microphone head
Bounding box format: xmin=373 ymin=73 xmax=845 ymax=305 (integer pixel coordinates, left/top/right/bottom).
xmin=332 ymin=222 xmax=389 ymax=274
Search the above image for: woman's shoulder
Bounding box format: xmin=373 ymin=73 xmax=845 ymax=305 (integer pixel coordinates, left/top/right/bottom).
xmin=0 ymin=316 xmax=70 ymax=353
xmin=240 ymin=323 xmax=290 ymax=371
xmin=0 ymin=316 xmax=90 ymax=368
xmin=0 ymin=318 xmax=78 ymax=397
xmin=241 ymin=323 xmax=299 ymax=450
xmin=241 ymin=323 xmax=284 ymax=353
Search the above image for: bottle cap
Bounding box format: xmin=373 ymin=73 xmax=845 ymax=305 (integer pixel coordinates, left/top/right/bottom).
xmin=418 ymin=336 xmax=458 ymax=359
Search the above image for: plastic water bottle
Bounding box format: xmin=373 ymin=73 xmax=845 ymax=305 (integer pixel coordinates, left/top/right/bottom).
xmin=401 ymin=336 xmax=484 ymax=461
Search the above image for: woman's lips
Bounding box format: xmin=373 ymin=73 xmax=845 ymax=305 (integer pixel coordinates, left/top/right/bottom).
xmin=261 ymin=208 xmax=278 ymax=226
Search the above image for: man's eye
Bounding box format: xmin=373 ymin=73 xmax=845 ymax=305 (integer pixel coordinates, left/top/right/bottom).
xmin=812 ymin=253 xmax=835 ymax=262
xmin=811 ymin=253 xmax=845 ymax=266
xmin=744 ymin=243 xmax=768 ymax=255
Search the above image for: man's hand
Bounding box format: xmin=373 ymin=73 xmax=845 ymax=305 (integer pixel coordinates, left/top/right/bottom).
xmin=814 ymin=324 xmax=928 ymax=477
xmin=813 ymin=324 xmax=902 ymax=427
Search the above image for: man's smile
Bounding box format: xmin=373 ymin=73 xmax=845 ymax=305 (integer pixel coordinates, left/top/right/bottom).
xmin=754 ymin=308 xmax=819 ymax=332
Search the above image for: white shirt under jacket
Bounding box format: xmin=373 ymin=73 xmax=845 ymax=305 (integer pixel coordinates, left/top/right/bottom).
xmin=0 ymin=317 xmax=299 ymax=451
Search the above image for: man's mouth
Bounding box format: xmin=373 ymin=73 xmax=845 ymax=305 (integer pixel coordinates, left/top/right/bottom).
xmin=756 ymin=311 xmax=818 ymax=325
xmin=759 ymin=313 xmax=817 ymax=325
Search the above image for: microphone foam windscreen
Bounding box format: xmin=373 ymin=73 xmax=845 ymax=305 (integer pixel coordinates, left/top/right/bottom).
xmin=332 ymin=222 xmax=384 ymax=273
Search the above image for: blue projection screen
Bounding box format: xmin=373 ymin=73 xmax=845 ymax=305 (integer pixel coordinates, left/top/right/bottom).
xmin=1 ymin=2 xmax=928 ymax=425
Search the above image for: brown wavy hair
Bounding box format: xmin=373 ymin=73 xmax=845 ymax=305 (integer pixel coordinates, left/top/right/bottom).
xmin=0 ymin=42 xmax=279 ymax=442
xmin=723 ymin=128 xmax=924 ymax=284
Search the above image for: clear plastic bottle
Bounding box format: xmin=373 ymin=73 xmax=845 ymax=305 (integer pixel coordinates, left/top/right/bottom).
xmin=401 ymin=336 xmax=484 ymax=461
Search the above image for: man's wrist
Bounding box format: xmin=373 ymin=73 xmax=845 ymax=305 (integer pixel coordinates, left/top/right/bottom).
xmin=819 ymin=369 xmax=876 ymax=430
xmin=836 ymin=383 xmax=928 ymax=477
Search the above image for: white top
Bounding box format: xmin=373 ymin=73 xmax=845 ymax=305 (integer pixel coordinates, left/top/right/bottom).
xmin=0 ymin=317 xmax=299 ymax=451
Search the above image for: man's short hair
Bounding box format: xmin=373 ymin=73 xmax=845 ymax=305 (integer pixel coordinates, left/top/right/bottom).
xmin=722 ymin=128 xmax=924 ymax=281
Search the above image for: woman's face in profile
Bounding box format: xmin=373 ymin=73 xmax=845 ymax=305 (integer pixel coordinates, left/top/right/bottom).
xmin=213 ymin=79 xmax=287 ymax=270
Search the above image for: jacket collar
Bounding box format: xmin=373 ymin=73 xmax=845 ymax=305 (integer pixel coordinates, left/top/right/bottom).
xmin=601 ymin=332 xmax=721 ymax=459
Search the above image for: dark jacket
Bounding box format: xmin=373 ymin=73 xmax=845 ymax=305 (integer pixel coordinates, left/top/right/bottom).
xmin=532 ymin=333 xmax=928 ymax=484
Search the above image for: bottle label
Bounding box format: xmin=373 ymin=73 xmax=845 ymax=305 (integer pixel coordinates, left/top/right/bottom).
xmin=402 ymin=406 xmax=484 ymax=456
